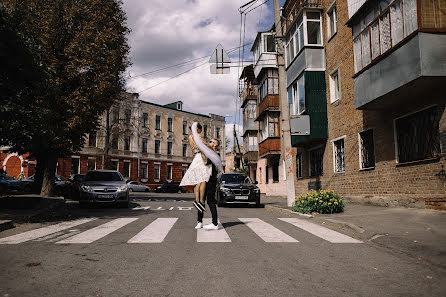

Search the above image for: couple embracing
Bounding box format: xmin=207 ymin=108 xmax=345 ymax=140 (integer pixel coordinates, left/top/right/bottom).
xmin=179 ymin=122 xmax=223 ymax=230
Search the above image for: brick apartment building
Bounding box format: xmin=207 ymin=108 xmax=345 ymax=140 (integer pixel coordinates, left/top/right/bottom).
xmin=281 ymin=0 xmax=445 ymax=208
xmin=1 ymin=92 xmax=226 ymax=190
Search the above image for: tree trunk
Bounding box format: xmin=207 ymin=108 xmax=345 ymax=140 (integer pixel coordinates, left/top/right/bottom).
xmin=33 ymin=156 xmax=45 ymax=194
xmin=103 ymin=109 xmax=112 ymax=170
xmin=40 ymin=155 xmax=57 ymax=197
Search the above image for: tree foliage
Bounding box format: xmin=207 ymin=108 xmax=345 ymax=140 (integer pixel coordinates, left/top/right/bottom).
xmin=0 ymin=0 xmax=131 ymax=195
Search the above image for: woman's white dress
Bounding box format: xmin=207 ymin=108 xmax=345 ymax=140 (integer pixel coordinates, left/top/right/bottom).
xmin=179 ymin=153 xmax=212 ymax=186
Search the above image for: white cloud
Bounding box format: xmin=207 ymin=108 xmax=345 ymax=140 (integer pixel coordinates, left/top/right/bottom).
xmin=122 ymin=0 xmax=274 ymax=124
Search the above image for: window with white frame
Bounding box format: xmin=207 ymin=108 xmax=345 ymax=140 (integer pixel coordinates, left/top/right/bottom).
xmin=111 ymin=160 xmax=118 ymax=171
xmin=88 ymin=131 xmax=97 ymax=147
xmin=327 ymin=3 xmax=337 ymax=39
xmin=248 ymin=135 xmax=258 ymax=151
xmin=167 ymin=142 xmax=173 ymax=155
xmin=167 ymin=118 xmax=173 ymax=132
xmin=288 ymin=74 xmax=305 ymax=115
xmin=332 ymin=137 xmax=345 ymax=173
xmin=296 ymin=153 xmax=303 ymax=178
xmin=264 ymin=34 xmax=276 ymax=52
xmin=359 ymin=129 xmax=375 ymax=169
xmin=395 ymin=106 xmax=442 ymax=163
xmin=142 ymin=138 xmax=148 ymax=153
xmin=124 ymin=136 xmax=131 ymax=151
xmin=167 ymin=165 xmax=173 ymax=180
xmin=155 ymin=115 xmax=161 ymax=130
xmin=111 ymin=135 xmax=118 ymax=149
xmin=258 ymin=69 xmax=279 ymax=103
xmin=216 ymin=127 xmax=220 ymax=139
xmin=182 ymin=166 xmax=187 ymax=177
xmin=141 ymin=163 xmax=148 ymax=179
xmin=87 ymin=158 xmax=96 ymax=171
xmin=329 ymin=69 xmax=340 ymax=103
xmin=182 ymin=144 xmax=187 ymax=157
xmin=154 ymin=165 xmax=160 ymax=180
xmin=71 ymin=156 xmax=80 ymax=175
xmin=125 ymin=109 xmax=131 ymax=125
xmin=142 ymin=113 xmax=148 ymax=128
xmin=155 ymin=140 xmax=160 ymax=154
xmin=306 ymin=11 xmax=322 ymax=45
xmin=183 ymin=120 xmax=188 ymax=135
xmin=261 ymin=112 xmax=280 ymax=141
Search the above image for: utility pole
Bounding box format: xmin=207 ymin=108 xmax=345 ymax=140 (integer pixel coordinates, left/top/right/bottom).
xmin=273 ymin=0 xmax=296 ymax=206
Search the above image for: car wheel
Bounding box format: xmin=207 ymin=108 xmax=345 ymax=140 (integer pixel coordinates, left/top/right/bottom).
xmin=145 ymin=188 xmax=150 ymax=192
xmin=255 ymin=198 xmax=261 ymax=208
xmin=129 ymin=188 xmax=133 ymax=192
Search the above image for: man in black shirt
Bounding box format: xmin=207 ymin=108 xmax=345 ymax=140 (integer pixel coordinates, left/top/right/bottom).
xmin=195 ymin=138 xmax=222 ymax=230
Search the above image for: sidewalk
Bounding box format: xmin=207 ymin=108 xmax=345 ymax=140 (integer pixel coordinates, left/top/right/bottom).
xmin=262 ymin=194 xmax=446 ymax=269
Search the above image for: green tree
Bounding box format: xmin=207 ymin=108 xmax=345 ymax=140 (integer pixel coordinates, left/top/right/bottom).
xmin=0 ymin=0 xmax=130 ymax=196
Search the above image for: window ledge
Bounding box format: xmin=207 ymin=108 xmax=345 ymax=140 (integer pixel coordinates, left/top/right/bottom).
xmin=395 ymin=156 xmax=441 ymax=167
xmin=333 ymin=171 xmax=345 ymax=174
xmin=330 ymin=98 xmax=341 ymax=105
xmin=359 ymin=167 xmax=375 ymax=171
xmin=327 ymin=31 xmax=337 ymax=43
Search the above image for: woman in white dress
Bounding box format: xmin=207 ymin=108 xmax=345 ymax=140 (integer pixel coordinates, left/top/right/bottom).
xmin=179 ymin=122 xmax=211 ymax=212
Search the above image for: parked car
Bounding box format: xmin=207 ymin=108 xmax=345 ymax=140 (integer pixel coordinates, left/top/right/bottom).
xmin=0 ymin=174 xmax=21 ymax=193
xmin=67 ymin=174 xmax=86 ymax=200
xmin=79 ymin=170 xmax=129 ymax=207
xmin=217 ymin=173 xmax=261 ymax=207
xmin=20 ymin=174 xmax=70 ymax=197
xmin=155 ymin=182 xmax=185 ymax=193
xmin=127 ymin=181 xmax=150 ymax=192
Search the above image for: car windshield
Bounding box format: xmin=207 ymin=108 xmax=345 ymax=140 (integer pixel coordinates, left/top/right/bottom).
xmin=84 ymin=171 xmax=123 ymax=182
xmin=221 ymin=174 xmax=248 ymax=184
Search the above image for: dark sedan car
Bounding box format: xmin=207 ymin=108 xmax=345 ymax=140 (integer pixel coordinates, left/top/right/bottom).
xmin=155 ymin=182 xmax=185 ymax=193
xmin=20 ymin=174 xmax=70 ymax=197
xmin=217 ymin=173 xmax=261 ymax=207
xmin=79 ymin=170 xmax=129 ymax=207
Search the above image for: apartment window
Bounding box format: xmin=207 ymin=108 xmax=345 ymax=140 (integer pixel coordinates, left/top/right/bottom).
xmin=167 ymin=118 xmax=173 ymax=132
xmin=182 ymin=166 xmax=187 ymax=177
xmin=296 ymin=153 xmax=303 ymax=178
xmin=167 ymin=142 xmax=173 ymax=155
xmin=142 ymin=138 xmax=148 ymax=153
xmin=87 ymin=159 xmax=96 ymax=171
xmin=125 ymin=109 xmax=131 ymax=125
xmin=71 ymin=157 xmax=80 ymax=175
xmin=182 ymin=144 xmax=187 ymax=157
xmin=167 ymin=165 xmax=172 ymax=180
xmin=112 ymin=108 xmax=119 ymax=123
xmin=154 ymin=165 xmax=160 ymax=180
xmin=259 ymin=168 xmax=262 ymax=184
xmin=141 ymin=163 xmax=148 ymax=179
xmin=216 ymin=127 xmax=220 ymax=139
xmin=265 ymin=166 xmax=269 ymax=183
xmin=123 ymin=162 xmax=130 ymax=178
xmin=327 ymin=4 xmax=337 ymax=39
xmin=395 ymin=106 xmax=442 ymax=163
xmin=306 ymin=11 xmax=322 ymax=45
xmin=142 ymin=113 xmax=148 ymax=128
xmin=288 ymin=74 xmax=305 ymax=115
xmin=309 ymin=147 xmax=324 ymax=177
xmin=359 ymin=129 xmax=375 ymax=169
xmin=156 ymin=115 xmax=161 ymax=130
xmin=333 ymin=138 xmax=345 ymax=173
xmin=329 ymin=69 xmax=341 ymax=103
xmin=272 ymin=163 xmax=279 ymax=182
xmin=155 ymin=140 xmax=160 ymax=154
xmin=183 ymin=120 xmax=188 ymax=135
xmin=111 ymin=160 xmax=118 ymax=171
xmin=203 ymin=125 xmax=208 ymax=137
xmin=88 ymin=131 xmax=97 ymax=147
xmin=248 ymin=136 xmax=258 ymax=151
xmin=111 ymin=136 xmax=118 ymax=150
xmin=258 ymin=70 xmax=279 ymax=102
xmin=264 ymin=34 xmax=275 ymax=52
xmin=124 ymin=136 xmax=131 ymax=151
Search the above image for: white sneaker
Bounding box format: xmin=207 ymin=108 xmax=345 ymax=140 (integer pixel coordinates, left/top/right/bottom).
xmin=195 ymin=222 xmax=203 ymax=229
xmin=203 ymin=223 xmax=222 ymax=230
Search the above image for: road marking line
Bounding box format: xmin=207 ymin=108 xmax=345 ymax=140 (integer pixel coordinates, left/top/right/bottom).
xmin=279 ymin=218 xmax=362 ymax=243
xmin=238 ymin=218 xmax=298 ymax=242
xmin=57 ymin=218 xmax=138 ymax=244
xmin=128 ymin=218 xmax=178 ymax=243
xmin=197 ymin=219 xmax=231 ymax=242
xmin=0 ymin=218 xmax=97 ymax=244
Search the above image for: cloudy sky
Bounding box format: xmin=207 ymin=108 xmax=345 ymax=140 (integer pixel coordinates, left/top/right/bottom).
xmin=122 ymin=0 xmax=280 ymax=148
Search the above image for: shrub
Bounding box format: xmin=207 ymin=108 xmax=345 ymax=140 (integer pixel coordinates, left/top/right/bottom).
xmin=293 ymin=190 xmax=344 ymax=214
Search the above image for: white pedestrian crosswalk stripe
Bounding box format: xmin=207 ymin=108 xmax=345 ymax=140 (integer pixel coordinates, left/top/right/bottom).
xmin=279 ymin=218 xmax=362 ymax=243
xmin=57 ymin=218 xmax=138 ymax=244
xmin=197 ymin=219 xmax=231 ymax=242
xmin=0 ymin=218 xmax=97 ymax=244
xmin=0 ymin=217 xmax=363 ymax=245
xmin=238 ymin=218 xmax=298 ymax=242
xmin=128 ymin=218 xmax=178 ymax=243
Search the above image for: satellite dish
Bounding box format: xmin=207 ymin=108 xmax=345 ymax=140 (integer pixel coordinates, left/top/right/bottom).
xmin=209 ymin=44 xmax=230 ymax=74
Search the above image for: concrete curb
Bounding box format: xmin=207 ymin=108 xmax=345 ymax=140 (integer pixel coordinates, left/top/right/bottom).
xmin=265 ymin=205 xmax=314 ymax=218
xmin=0 ymin=220 xmax=14 ymax=232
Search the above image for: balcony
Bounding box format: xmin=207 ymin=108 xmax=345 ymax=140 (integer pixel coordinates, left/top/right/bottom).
xmin=243 ymin=151 xmax=259 ymax=165
xmin=350 ymin=0 xmax=446 ymax=110
xmin=282 ymin=0 xmax=322 ymax=34
xmin=255 ymin=94 xmax=280 ymax=121
xmin=258 ymin=138 xmax=280 ymax=158
xmin=243 ymin=118 xmax=258 ymax=136
xmin=241 ymin=85 xmax=258 ymax=108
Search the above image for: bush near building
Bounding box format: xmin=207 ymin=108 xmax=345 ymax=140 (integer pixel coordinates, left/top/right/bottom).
xmin=293 ymin=190 xmax=344 ymax=214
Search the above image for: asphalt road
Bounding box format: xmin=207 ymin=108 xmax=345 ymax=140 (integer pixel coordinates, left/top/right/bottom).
xmin=0 ymin=193 xmax=445 ymax=297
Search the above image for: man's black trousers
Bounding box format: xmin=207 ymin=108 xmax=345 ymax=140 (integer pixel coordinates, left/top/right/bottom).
xmin=197 ymin=181 xmax=218 ymax=226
